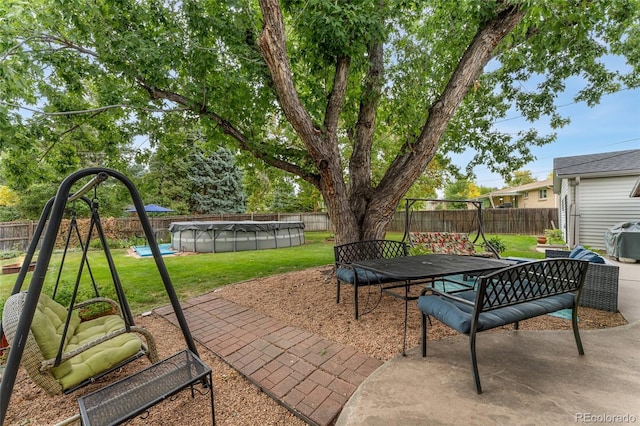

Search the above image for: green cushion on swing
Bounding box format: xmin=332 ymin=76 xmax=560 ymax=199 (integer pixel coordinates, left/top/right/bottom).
xmin=67 ymin=314 xmax=130 ymax=347
xmin=29 ymin=294 xmax=143 ymax=390
xmin=31 ymin=294 xmax=81 ymax=365
xmin=55 ymin=314 xmax=142 ymax=389
xmin=57 ymin=332 xmax=142 ymax=389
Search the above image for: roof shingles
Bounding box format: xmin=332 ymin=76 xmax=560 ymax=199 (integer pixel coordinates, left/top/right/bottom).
xmin=554 ymin=149 xmax=640 ymax=177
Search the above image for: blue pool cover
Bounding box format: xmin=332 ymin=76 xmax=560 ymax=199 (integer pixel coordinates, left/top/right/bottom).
xmin=132 ymin=243 xmax=177 ymax=257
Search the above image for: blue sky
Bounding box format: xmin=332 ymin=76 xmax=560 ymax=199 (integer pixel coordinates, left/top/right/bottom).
xmin=451 ymin=69 xmax=640 ymax=190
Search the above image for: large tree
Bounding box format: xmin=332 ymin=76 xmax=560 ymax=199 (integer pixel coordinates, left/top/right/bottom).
xmin=444 ymin=179 xmax=482 ymax=210
xmin=1 ymin=1 xmax=638 ymax=243
xmin=506 ymin=169 xmax=537 ymax=187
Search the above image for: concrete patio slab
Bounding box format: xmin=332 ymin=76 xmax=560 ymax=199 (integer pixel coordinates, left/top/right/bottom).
xmin=337 ymin=260 xmax=640 ymax=426
xmin=337 ymin=325 xmax=640 ymax=425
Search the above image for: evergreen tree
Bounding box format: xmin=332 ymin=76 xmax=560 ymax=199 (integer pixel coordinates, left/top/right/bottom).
xmin=137 ymin=141 xmax=194 ymax=215
xmin=189 ymin=148 xmax=246 ymax=214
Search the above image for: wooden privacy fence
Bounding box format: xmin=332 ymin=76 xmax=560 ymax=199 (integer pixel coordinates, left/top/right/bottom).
xmin=0 ymin=222 xmax=39 ymax=253
xmin=392 ymin=208 xmax=558 ymax=235
xmin=0 ymin=209 xmax=556 ymax=252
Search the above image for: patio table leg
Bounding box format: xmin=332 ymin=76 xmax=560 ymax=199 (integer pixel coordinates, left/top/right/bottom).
xmin=402 ymin=281 xmax=410 ymax=356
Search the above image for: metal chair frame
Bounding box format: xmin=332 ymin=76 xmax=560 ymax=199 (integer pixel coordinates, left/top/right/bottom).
xmin=420 ymin=258 xmax=588 ymax=393
xmin=334 ymin=240 xmax=409 ymax=319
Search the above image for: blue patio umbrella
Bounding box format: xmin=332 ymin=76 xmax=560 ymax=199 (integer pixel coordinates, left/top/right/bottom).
xmin=125 ymin=204 xmax=175 ymax=213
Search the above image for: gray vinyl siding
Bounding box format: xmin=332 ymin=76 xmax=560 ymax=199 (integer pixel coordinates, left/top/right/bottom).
xmin=576 ymin=176 xmax=640 ymax=249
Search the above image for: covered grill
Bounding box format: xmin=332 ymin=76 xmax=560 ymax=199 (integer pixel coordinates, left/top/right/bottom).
xmin=604 ymin=221 xmax=640 ymax=263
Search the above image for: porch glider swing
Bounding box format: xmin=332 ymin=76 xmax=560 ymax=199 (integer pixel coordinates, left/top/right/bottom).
xmin=0 ymin=168 xmax=207 ymax=425
xmin=402 ymin=198 xmax=499 ymax=258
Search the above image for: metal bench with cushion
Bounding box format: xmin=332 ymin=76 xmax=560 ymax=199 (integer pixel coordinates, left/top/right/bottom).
xmin=418 ymin=258 xmax=589 ymax=393
xmin=334 ymin=240 xmax=409 ymax=319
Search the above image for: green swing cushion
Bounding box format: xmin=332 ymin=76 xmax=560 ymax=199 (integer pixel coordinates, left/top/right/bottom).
xmin=30 ymin=294 xmax=142 ymax=390
xmin=31 ymin=294 xmax=82 ymax=378
xmin=58 ymin=325 xmax=142 ymax=389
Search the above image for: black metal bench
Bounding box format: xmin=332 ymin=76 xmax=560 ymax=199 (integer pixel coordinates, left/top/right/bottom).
xmin=334 ymin=240 xmax=409 ymax=319
xmin=418 ymin=258 xmax=589 ymax=394
xmin=78 ymin=350 xmax=214 ymax=425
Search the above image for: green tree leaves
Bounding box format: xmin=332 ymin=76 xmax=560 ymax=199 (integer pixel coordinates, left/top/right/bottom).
xmin=0 ymin=0 xmax=638 ymax=240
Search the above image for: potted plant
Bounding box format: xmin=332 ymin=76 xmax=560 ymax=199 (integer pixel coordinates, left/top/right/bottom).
xmin=536 ymin=235 xmax=547 ymax=244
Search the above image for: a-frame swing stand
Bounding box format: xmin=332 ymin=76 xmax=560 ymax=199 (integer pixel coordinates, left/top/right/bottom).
xmin=402 ymin=197 xmax=499 ymax=258
xmin=0 ymin=167 xmax=215 ymax=425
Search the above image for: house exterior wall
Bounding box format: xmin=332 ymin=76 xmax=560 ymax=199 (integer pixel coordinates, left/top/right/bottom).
xmin=563 ymin=175 xmax=640 ymax=249
xmin=518 ymin=189 xmax=557 ymax=208
xmin=485 ymin=179 xmax=557 ymax=209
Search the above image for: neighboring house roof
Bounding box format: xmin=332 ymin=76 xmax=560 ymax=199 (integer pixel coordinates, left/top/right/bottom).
xmin=476 ymin=178 xmax=553 ymax=199
xmin=554 ymin=149 xmax=640 ymax=179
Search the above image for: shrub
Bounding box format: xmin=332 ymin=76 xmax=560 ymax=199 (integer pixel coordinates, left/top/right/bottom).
xmin=0 ymin=250 xmax=22 ymax=260
xmin=484 ymin=236 xmax=506 ymax=254
xmin=89 ymin=238 xmax=130 ymax=250
xmin=544 ymin=228 xmax=565 ymax=245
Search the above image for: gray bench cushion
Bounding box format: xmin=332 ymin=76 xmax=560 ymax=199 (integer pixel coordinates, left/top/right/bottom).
xmin=336 ymin=267 xmax=394 ymax=285
xmin=418 ymin=290 xmax=575 ymax=334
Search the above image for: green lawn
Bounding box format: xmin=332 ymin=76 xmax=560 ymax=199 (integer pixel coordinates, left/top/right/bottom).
xmin=485 ymin=234 xmax=546 ymax=259
xmin=0 ymin=232 xmax=543 ymax=314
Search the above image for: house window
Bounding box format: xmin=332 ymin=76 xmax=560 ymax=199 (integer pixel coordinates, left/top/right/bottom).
xmin=524 ymin=192 xmax=529 ymax=199
xmin=539 ymin=189 xmax=547 ymax=200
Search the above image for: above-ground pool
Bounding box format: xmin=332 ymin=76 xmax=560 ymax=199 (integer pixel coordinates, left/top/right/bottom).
xmin=169 ymin=221 xmax=305 ymax=253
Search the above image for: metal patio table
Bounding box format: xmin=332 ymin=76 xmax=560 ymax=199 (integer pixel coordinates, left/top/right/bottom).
xmin=78 ymin=350 xmax=214 ymax=426
xmin=351 ymin=254 xmax=514 ymax=354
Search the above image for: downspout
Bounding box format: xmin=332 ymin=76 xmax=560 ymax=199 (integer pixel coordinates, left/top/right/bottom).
xmin=572 ymin=177 xmax=581 ymax=247
xmin=568 ymin=203 xmax=576 ymax=247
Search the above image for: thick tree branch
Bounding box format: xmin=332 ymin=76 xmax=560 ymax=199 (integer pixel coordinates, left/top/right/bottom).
xmin=349 ymin=42 xmax=384 ymax=214
xmin=257 ymin=0 xmax=321 ymax=144
xmin=137 ymin=80 xmax=320 ymax=187
xmin=367 ymin=4 xmax=525 ymax=235
xmin=29 ymin=28 xmax=322 ymax=187
xmin=324 ymin=55 xmax=350 ymax=133
xmin=258 ymin=0 xmax=356 ymax=239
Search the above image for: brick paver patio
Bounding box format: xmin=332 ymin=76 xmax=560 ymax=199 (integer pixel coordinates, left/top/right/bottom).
xmin=155 ymin=292 xmax=383 ymax=426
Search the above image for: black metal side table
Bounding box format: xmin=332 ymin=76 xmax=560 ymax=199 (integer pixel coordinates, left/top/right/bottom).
xmin=78 ymin=350 xmax=214 ymax=425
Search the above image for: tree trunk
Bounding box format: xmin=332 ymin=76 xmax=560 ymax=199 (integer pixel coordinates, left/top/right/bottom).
xmin=257 ymin=1 xmax=524 ymax=245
